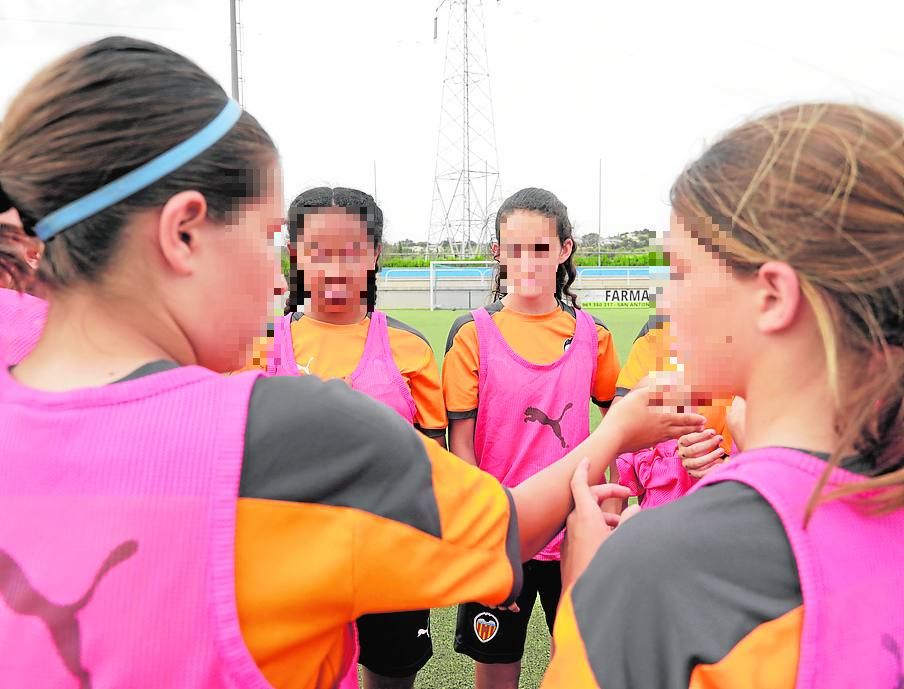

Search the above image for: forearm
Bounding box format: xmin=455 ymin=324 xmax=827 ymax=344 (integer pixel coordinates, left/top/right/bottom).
xmin=449 ymin=417 xmax=478 ymax=466
xmin=511 ymin=426 xmax=623 ymax=559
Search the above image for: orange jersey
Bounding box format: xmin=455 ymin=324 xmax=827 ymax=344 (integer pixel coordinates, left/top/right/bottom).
xmin=616 ymin=317 xmax=733 ymax=451
xmin=443 ymin=301 xmax=621 ymax=418
xmin=540 ymin=472 xmax=815 ymax=689
xmin=14 ymin=360 xmax=519 ymax=689
xmin=546 ymin=582 xmax=801 ymax=689
xmin=232 ymin=373 xmax=518 ymax=688
xmin=246 ymin=313 xmax=447 ymax=438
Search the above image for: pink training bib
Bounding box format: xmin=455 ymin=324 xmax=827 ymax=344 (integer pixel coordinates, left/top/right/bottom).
xmin=693 ymin=448 xmax=904 ymax=689
xmin=267 ymin=311 xmax=415 ymax=424
xmin=0 ymin=288 xmax=47 ymax=365
xmin=0 ymin=364 xmax=279 ymax=689
xmin=472 ymin=306 xmax=597 ymax=561
xmin=266 ymin=310 xmax=416 ymax=687
xmin=616 ymin=439 xmax=700 ymax=509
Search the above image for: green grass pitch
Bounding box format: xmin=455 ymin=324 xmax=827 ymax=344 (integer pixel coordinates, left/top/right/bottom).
xmin=379 ymin=307 xmax=652 ymax=689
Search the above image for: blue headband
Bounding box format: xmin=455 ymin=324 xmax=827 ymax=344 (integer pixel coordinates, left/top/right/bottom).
xmin=34 ymin=99 xmax=243 ymax=241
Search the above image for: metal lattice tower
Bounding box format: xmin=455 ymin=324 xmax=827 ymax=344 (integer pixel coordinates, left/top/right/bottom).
xmin=428 ymin=0 xmax=502 ymax=259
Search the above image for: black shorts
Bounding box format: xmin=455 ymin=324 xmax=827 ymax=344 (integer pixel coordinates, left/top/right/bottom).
xmin=454 ymin=559 xmax=561 ymax=664
xmin=356 ymin=609 xmax=433 ymax=677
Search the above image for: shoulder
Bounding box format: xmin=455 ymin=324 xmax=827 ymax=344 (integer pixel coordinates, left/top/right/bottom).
xmin=634 ymin=314 xmax=669 ymax=342
xmin=445 ymin=314 xmax=475 ymax=354
xmin=560 ymin=302 xmax=610 ymax=332
xmin=445 ymin=304 xmax=500 ymax=353
xmin=385 ymin=315 xmax=433 ymax=352
xmin=570 ymin=480 xmax=801 ymax=687
xmin=590 ymin=314 xmax=610 ymax=333
xmin=588 ymin=480 xmax=795 ymax=573
xmin=240 ymin=374 xmax=441 ymax=536
xmin=0 ymin=288 xmax=47 ymax=318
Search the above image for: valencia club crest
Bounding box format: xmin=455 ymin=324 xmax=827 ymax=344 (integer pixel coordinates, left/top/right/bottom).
xmin=473 ymin=611 xmax=500 ymax=643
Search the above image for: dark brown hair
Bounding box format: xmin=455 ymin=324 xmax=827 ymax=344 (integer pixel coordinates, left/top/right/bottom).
xmin=0 ymin=36 xmax=277 ymax=288
xmin=284 ymin=187 xmax=383 ymax=314
xmin=491 ymin=187 xmax=579 ymax=308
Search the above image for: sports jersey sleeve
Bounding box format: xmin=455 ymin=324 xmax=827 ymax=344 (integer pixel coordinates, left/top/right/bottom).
xmin=387 ymin=320 xmax=448 ymax=438
xmin=352 ymin=435 xmax=522 ymax=615
xmin=615 ymin=330 xmax=655 ymax=396
xmin=542 ymin=482 xmax=802 ymax=689
xmin=409 ymin=348 xmax=448 ymax=437
xmin=590 ymin=317 xmax=620 ymax=407
xmin=238 ymin=374 xmax=521 ymax=619
xmin=442 ymin=315 xmax=480 ymax=419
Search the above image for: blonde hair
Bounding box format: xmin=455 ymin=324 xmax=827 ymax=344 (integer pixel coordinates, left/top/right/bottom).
xmin=671 ymin=103 xmax=904 ymax=514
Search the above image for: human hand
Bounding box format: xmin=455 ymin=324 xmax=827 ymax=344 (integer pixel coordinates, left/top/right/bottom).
xmin=677 ymin=428 xmax=727 ymax=479
xmin=562 ymin=458 xmax=632 ymax=589
xmin=600 ymin=379 xmax=706 ymax=454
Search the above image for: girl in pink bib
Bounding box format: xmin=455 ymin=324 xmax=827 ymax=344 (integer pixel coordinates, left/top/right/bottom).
xmin=0 ymin=287 xmax=46 ymax=365
xmin=444 ymin=188 xmax=621 ymax=689
xmin=0 ymin=208 xmax=46 ymax=365
xmin=545 ymin=103 xmax=904 ymax=689
xmin=263 ymin=187 xmax=446 ymax=689
xmin=0 ymin=37 xmax=704 ymax=689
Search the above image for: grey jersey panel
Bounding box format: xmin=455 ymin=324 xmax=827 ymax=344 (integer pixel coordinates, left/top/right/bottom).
xmin=385 ymin=315 xmax=433 ymax=349
xmin=571 ymin=481 xmax=801 ymax=689
xmin=444 ymin=301 xmax=505 ymax=354
xmin=240 ymin=374 xmax=443 ymax=538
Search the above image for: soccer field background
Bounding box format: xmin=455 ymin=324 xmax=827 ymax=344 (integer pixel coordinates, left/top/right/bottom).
xmin=381 ymin=307 xmax=651 ymax=689
xmin=384 ymin=306 xmax=649 ymax=374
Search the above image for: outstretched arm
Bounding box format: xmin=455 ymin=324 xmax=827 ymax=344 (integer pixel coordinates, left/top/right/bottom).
xmin=511 ymin=386 xmax=705 ymax=559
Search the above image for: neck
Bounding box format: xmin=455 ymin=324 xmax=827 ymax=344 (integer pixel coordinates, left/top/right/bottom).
xmin=13 ymin=287 xmax=190 ymax=391
xmin=305 ymin=300 xmax=369 ymax=325
xmin=741 ymin=349 xmax=843 ymax=456
xmin=502 ymin=292 xmax=560 ymax=315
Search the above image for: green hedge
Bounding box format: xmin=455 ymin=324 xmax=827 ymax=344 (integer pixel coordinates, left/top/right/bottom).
xmin=282 ymin=252 xmax=664 ymax=274
xmin=378 ymin=255 xmax=659 ymax=268
xmin=578 ymin=251 xmax=668 ymax=266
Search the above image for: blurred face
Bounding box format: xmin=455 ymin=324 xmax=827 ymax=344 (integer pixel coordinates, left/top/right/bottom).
xmin=495 ymin=210 xmax=572 ymax=299
xmin=660 ymin=212 xmax=754 ymax=399
xmin=194 ymin=165 xmax=286 ymax=371
xmin=297 ymin=208 xmax=378 ymax=313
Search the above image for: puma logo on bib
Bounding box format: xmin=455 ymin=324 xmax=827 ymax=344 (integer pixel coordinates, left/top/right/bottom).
xmin=881 ymin=634 xmax=904 ymax=689
xmin=0 ymin=540 xmax=138 ymax=689
xmin=523 ymin=402 xmax=573 ymax=448
xmin=473 ymin=612 xmax=499 ymax=643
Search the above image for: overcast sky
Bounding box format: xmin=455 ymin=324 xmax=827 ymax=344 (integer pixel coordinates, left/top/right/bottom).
xmin=3 ymin=0 xmax=903 ymax=243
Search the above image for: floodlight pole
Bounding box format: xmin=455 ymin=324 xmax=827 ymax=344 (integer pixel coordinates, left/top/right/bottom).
xmin=229 ymin=0 xmax=240 ymax=102
xmin=597 ymin=158 xmax=602 ymax=267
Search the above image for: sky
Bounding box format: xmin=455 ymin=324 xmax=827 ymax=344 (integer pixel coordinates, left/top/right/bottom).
xmin=2 ymin=0 xmax=903 ymax=244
